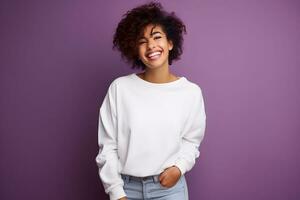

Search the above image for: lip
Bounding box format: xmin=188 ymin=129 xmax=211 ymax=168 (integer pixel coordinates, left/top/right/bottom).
xmin=146 ymin=50 xmax=162 ymax=60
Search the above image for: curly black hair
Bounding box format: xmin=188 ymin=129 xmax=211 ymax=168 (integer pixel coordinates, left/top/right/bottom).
xmin=113 ymin=1 xmax=186 ymax=70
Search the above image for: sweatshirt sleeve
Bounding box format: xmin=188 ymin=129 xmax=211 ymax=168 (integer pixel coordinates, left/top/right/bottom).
xmin=174 ymin=86 xmax=206 ymax=175
xmin=95 ymin=81 xmax=126 ymax=200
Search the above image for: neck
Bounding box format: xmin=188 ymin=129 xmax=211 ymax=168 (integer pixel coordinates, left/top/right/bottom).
xmin=140 ymin=65 xmax=179 ymax=83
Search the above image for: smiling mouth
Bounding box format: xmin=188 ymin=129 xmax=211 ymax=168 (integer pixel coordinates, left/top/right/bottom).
xmin=146 ymin=51 xmax=162 ymax=60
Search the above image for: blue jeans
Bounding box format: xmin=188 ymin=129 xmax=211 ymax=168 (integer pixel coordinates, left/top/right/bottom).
xmin=121 ymin=173 xmax=189 ymax=200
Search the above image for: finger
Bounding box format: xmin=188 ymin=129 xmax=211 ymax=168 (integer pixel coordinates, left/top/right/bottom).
xmin=159 ymin=171 xmax=167 ymax=182
xmin=159 ymin=173 xmax=164 ymax=181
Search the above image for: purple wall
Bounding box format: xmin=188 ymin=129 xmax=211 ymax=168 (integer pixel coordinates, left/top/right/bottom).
xmin=1 ymin=0 xmax=299 ymax=199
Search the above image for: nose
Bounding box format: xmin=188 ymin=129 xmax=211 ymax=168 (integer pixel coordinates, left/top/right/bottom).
xmin=147 ymin=39 xmax=156 ymax=49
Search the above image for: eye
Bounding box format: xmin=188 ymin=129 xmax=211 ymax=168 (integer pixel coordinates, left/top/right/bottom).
xmin=154 ymin=36 xmax=162 ymax=40
xmin=138 ymin=40 xmax=146 ymax=45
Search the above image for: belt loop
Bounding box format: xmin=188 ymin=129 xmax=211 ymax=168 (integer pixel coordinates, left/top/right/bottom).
xmin=128 ymin=175 xmax=131 ymax=183
xmin=122 ymin=174 xmax=130 ymax=183
xmin=153 ymin=175 xmax=159 ymax=183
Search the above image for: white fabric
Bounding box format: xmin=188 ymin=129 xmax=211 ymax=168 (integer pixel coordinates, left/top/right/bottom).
xmin=95 ymin=73 xmax=206 ymax=200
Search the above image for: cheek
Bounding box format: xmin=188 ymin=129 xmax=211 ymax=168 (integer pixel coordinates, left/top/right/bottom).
xmin=137 ymin=46 xmax=145 ymax=57
xmin=159 ymin=41 xmax=169 ymax=50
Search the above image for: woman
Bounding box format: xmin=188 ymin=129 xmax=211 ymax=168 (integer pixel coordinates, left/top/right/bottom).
xmin=95 ymin=2 xmax=206 ymax=200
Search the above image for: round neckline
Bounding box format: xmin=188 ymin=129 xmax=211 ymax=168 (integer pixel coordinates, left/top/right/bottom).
xmin=131 ymin=73 xmax=186 ymax=86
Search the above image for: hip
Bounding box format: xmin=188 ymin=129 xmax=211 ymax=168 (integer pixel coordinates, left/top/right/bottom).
xmin=121 ymin=173 xmax=189 ymax=200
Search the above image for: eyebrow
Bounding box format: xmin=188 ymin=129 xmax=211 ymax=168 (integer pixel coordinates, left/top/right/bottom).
xmin=150 ymin=31 xmax=162 ymax=36
xmin=138 ymin=31 xmax=162 ymax=40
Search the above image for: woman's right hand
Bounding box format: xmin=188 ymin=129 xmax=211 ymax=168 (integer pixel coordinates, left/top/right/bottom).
xmin=118 ymin=197 xmax=127 ymax=200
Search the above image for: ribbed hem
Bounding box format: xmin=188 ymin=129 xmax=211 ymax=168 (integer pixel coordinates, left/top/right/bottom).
xmin=174 ymin=159 xmax=187 ymax=176
xmin=109 ymin=185 xmax=126 ymax=200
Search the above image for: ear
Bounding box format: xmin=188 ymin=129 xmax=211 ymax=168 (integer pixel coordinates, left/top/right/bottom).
xmin=168 ymin=40 xmax=173 ymax=51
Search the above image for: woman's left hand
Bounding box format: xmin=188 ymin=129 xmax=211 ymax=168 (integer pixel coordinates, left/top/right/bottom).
xmin=158 ymin=165 xmax=182 ymax=188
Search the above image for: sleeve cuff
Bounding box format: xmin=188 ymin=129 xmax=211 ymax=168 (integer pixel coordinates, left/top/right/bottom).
xmin=109 ymin=185 xmax=126 ymax=200
xmin=174 ymin=159 xmax=187 ymax=175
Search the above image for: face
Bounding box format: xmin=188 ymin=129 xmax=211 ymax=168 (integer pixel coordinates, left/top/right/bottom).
xmin=137 ymin=24 xmax=173 ymax=69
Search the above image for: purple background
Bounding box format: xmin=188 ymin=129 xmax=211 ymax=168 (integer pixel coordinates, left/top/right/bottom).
xmin=1 ymin=0 xmax=300 ymax=199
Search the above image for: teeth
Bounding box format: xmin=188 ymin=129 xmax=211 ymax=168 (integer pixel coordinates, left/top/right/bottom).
xmin=147 ymin=51 xmax=161 ymax=58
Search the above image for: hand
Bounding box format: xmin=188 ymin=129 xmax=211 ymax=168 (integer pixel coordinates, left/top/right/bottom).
xmin=118 ymin=197 xmax=127 ymax=200
xmin=158 ymin=165 xmax=182 ymax=188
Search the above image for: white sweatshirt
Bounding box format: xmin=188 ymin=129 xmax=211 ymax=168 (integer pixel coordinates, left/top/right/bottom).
xmin=95 ymin=73 xmax=206 ymax=200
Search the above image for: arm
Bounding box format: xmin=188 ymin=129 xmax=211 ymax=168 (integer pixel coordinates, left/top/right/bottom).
xmin=173 ymin=86 xmax=207 ymax=175
xmin=95 ymin=81 xmax=127 ymax=200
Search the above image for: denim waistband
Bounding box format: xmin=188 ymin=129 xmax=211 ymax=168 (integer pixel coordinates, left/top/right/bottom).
xmin=121 ymin=174 xmax=160 ymax=183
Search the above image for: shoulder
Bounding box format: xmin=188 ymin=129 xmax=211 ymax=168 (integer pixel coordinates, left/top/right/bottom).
xmin=182 ymin=79 xmax=206 ymax=112
xmin=107 ymin=73 xmax=134 ymax=93
xmin=110 ymin=73 xmax=133 ymax=86
xmin=183 ymin=77 xmax=204 ymax=97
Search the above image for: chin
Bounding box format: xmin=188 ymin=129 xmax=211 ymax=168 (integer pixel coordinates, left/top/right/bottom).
xmin=145 ymin=64 xmax=164 ymax=69
xmin=145 ymin=60 xmax=167 ymax=69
